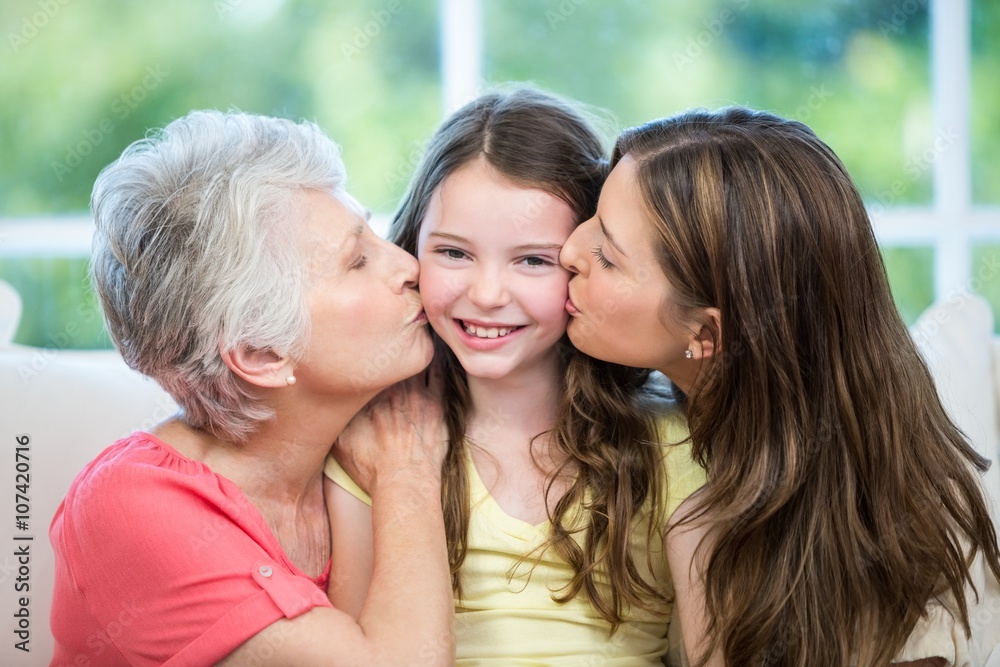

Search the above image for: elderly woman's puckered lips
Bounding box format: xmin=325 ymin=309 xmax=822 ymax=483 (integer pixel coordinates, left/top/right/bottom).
xmin=293 ymin=188 xmax=435 ymax=392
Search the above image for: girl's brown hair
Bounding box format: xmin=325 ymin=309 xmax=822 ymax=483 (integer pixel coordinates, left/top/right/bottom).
xmin=391 ymin=87 xmax=670 ymax=627
xmin=617 ymin=106 xmax=1000 ymax=665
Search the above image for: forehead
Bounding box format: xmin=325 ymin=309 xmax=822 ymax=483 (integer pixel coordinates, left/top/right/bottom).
xmin=601 ymin=157 xmax=650 ymax=235
xmin=298 ymin=189 xmax=363 ymax=235
xmin=296 ymin=189 xmax=366 ymax=270
xmin=420 ymin=159 xmax=577 ymax=244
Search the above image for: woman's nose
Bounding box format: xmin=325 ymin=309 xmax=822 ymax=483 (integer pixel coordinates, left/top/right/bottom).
xmin=385 ymin=239 xmax=419 ymax=292
xmin=560 ymin=220 xmax=591 ymax=276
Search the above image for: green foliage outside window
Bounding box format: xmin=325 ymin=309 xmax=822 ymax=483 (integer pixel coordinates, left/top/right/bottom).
xmin=1 ymin=1 xmax=997 ymax=347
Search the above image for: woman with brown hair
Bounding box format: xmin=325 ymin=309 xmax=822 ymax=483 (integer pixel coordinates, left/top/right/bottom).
xmin=559 ymin=106 xmax=1000 ymax=666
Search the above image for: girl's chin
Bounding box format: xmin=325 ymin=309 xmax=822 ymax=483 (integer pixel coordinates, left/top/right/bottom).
xmin=454 ymin=361 xmax=516 ymax=381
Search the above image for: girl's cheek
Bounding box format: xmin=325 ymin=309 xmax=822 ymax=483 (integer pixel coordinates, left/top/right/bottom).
xmin=418 ymin=269 xmax=457 ymax=318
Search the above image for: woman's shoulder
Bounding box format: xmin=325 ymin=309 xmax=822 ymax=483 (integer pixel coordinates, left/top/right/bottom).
xmin=71 ymin=431 xmax=211 ymax=486
xmin=57 ymin=431 xmax=231 ymax=531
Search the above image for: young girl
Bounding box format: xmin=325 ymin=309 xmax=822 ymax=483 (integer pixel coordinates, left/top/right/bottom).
xmin=324 ymin=88 xmax=706 ymax=664
xmin=558 ymin=106 xmax=1000 ymax=666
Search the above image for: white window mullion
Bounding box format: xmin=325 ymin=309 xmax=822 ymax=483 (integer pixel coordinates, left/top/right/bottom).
xmin=0 ymin=217 xmax=92 ymax=258
xmin=931 ymin=0 xmax=972 ymax=299
xmin=440 ymin=0 xmax=482 ymax=114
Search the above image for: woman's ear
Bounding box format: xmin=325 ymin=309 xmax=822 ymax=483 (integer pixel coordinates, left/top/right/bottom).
xmin=220 ymin=344 xmax=293 ymax=389
xmin=692 ymin=307 xmax=722 ymax=360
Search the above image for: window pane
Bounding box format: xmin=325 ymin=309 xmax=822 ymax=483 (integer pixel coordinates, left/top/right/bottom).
xmin=882 ymin=246 xmax=934 ymax=325
xmin=0 ymin=0 xmax=440 ymax=215
xmin=972 ymin=0 xmax=1000 ymax=204
xmin=1 ymin=0 xmax=440 ymax=349
xmin=483 ymin=0 xmax=933 ymax=206
xmin=972 ymin=244 xmax=1000 ymax=332
xmin=0 ymin=258 xmax=109 ymax=349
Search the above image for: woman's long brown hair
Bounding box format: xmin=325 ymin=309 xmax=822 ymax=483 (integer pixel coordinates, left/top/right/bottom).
xmin=617 ymin=106 xmax=1000 ymax=665
xmin=391 ymin=87 xmax=671 ymax=628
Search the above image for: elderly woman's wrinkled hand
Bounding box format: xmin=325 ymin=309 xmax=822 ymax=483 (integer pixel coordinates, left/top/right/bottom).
xmin=332 ymin=367 xmax=447 ymax=494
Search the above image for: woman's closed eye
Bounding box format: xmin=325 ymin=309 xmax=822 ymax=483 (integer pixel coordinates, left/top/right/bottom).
xmin=591 ymin=245 xmax=614 ymax=269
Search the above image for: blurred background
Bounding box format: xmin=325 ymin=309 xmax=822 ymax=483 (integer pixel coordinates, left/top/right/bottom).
xmin=1 ymin=0 xmax=998 ymax=349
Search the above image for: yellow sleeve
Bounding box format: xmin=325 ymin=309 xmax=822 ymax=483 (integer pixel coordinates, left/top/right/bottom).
xmin=655 ymin=411 xmax=707 ymax=520
xmin=323 ymin=453 xmax=372 ymax=507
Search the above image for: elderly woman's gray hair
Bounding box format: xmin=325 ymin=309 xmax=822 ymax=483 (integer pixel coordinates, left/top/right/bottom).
xmin=90 ymin=110 xmax=346 ymax=441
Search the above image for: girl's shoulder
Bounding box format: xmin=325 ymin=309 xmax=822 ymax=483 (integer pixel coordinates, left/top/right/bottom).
xmin=642 ymin=404 xmax=705 ymax=521
xmin=652 ymin=407 xmax=689 ymax=445
xmin=639 ymin=372 xmax=686 ymax=433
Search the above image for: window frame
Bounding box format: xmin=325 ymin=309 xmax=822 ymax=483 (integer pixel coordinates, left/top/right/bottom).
xmin=2 ymin=0 xmax=997 ymax=308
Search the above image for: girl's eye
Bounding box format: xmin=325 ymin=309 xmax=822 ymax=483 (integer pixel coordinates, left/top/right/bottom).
xmin=591 ymin=245 xmax=614 ymax=269
xmin=350 ymin=255 xmax=368 ymax=270
xmin=522 ymin=256 xmax=554 ymax=267
xmin=435 ymin=248 xmax=468 ymax=260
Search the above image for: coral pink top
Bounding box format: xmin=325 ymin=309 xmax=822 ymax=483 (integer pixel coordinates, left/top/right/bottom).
xmin=50 ymin=432 xmax=332 ymax=667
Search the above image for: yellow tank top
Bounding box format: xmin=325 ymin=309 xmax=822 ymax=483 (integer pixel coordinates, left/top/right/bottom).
xmin=324 ymin=412 xmax=706 ymax=666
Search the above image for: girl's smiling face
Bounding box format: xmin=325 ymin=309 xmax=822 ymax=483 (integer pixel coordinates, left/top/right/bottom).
xmin=416 ymin=158 xmax=577 ymax=381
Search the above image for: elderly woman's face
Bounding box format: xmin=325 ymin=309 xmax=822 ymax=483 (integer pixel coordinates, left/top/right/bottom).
xmin=293 ymin=189 xmax=433 ymax=395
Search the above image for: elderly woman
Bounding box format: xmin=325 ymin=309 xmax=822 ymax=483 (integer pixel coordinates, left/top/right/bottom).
xmin=49 ymin=110 xmax=454 ymax=666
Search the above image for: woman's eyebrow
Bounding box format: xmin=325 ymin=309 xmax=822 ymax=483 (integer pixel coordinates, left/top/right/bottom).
xmin=598 ymin=216 xmax=628 ymax=257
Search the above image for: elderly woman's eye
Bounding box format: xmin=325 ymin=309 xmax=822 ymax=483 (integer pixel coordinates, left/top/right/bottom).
xmin=350 ymin=255 xmax=368 ymax=270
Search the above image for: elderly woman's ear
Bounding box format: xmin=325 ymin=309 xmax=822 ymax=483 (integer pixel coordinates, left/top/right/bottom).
xmin=220 ymin=344 xmax=294 ymax=389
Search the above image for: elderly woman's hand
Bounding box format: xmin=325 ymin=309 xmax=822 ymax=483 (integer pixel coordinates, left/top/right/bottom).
xmin=332 ymin=367 xmax=447 ymax=494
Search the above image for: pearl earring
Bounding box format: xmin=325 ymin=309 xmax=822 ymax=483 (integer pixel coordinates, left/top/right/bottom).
xmin=286 ymin=375 xmax=297 ymax=386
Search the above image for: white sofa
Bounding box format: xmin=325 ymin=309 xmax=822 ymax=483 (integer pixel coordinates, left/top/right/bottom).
xmin=0 ymin=280 xmax=177 ymax=665
xmin=1 ymin=279 xmax=998 ymax=665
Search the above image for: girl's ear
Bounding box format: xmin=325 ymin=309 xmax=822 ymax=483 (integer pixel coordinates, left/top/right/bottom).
xmin=691 ymin=307 xmax=722 ymax=360
xmin=220 ymin=344 xmax=293 ymax=389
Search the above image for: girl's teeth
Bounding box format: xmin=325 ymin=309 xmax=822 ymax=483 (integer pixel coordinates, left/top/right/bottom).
xmin=463 ymin=323 xmax=515 ymax=338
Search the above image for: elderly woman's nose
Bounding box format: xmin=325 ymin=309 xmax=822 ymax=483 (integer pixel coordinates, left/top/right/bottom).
xmin=384 ymin=239 xmax=419 ymax=291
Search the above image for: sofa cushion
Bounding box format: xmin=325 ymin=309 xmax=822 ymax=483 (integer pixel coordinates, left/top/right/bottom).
xmin=911 ymin=292 xmax=1000 ymax=504
xmin=0 ymin=344 xmax=176 ymax=662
